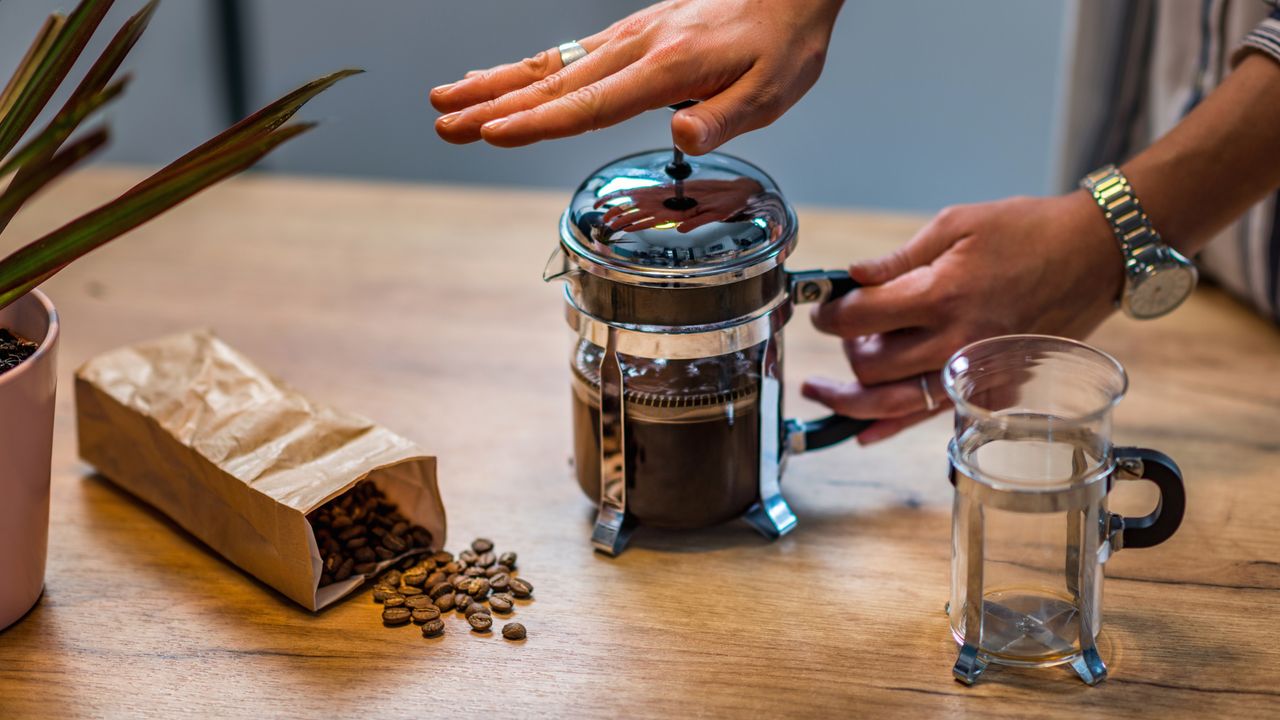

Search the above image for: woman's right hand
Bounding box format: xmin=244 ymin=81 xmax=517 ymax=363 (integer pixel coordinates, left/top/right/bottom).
xmin=429 ymin=0 xmax=845 ymax=154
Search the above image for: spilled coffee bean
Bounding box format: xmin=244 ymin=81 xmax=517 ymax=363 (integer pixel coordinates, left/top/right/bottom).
xmin=368 ymin=537 xmax=532 ymax=644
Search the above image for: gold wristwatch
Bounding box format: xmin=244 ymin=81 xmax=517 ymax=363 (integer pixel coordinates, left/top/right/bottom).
xmin=1080 ymin=165 xmax=1197 ymax=319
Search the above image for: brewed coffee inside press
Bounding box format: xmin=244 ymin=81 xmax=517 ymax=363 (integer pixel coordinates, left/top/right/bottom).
xmin=570 ymin=339 xmax=769 ymax=528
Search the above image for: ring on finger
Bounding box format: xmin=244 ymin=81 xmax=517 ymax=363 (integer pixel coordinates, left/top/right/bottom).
xmin=558 ymin=41 xmax=588 ymax=67
xmin=920 ymin=374 xmax=938 ymax=412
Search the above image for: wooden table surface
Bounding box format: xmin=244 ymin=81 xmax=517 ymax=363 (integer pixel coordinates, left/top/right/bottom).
xmin=1 ymin=168 xmax=1278 ymax=718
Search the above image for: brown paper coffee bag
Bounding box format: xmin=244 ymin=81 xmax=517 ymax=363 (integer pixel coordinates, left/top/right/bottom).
xmin=75 ymin=330 xmax=445 ymax=611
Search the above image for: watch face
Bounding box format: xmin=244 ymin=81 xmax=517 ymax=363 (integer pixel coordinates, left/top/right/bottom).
xmin=1129 ymin=265 xmax=1196 ymax=319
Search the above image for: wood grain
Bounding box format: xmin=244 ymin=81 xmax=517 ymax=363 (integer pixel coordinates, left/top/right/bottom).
xmin=0 ymin=168 xmax=1277 ymax=718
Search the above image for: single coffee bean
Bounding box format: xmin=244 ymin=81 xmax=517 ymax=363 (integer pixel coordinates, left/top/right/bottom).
xmin=490 ymin=592 xmax=514 ymax=605
xmin=372 ymin=586 xmax=399 ymax=603
xmin=451 ymin=574 xmax=471 ymax=589
xmin=463 ymin=566 xmax=487 ymax=578
xmin=498 ymin=551 xmax=517 ymax=569
xmin=429 ymin=582 xmax=453 ymax=600
xmin=476 ymin=552 xmax=496 ymax=568
xmin=353 ymin=562 xmax=378 ymax=575
xmin=421 ymin=618 xmax=445 ymax=637
xmin=485 ymin=564 xmax=510 ymax=578
xmin=471 ymin=538 xmax=494 ymax=554
xmin=454 ymin=593 xmax=473 ymax=613
xmin=381 ymin=570 xmax=402 ymax=587
xmin=383 ymin=594 xmax=406 ymax=608
xmin=369 ymin=526 xmax=388 ymax=538
xmin=337 ymin=524 xmax=365 ymax=541
xmin=488 ymin=595 xmax=513 ymax=613
xmin=405 ymin=594 xmax=436 ymax=609
xmin=382 ymin=533 xmax=407 ymax=553
xmin=398 ymin=555 xmax=418 ymax=570
xmin=434 ymin=593 xmax=455 ymax=612
xmin=334 ymin=557 xmax=355 ymax=581
xmin=458 ymin=549 xmax=479 ymax=564
xmin=508 ymin=577 xmax=533 ymax=598
xmin=382 ymin=607 xmax=411 ymax=626
xmin=390 ymin=521 xmax=409 ymax=537
xmin=320 ymin=572 xmax=334 ymax=586
xmin=374 ymin=546 xmax=396 ymax=561
xmin=467 ymin=613 xmax=493 ymax=632
xmin=324 ymin=554 xmax=341 ymax=573
xmin=425 ymin=571 xmax=446 ymax=587
xmin=345 ymin=536 xmax=368 ymax=550
xmin=431 ymin=551 xmax=454 ymax=565
xmin=354 ymin=546 xmax=376 ymax=563
xmin=402 ymin=568 xmax=427 ymax=587
xmin=468 ymin=578 xmax=491 ymax=598
xmin=411 ymin=607 xmax=441 ymax=624
xmin=331 ymin=515 xmax=353 ymax=530
xmin=502 ymin=623 xmax=526 ymax=641
xmin=464 ymin=602 xmax=491 ymax=619
xmin=489 ymin=573 xmax=509 ymax=592
xmin=397 ymin=585 xmax=424 ymax=597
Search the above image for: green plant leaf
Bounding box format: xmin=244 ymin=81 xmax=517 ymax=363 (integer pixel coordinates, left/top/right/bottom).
xmin=0 ymin=76 xmax=127 ymax=178
xmin=0 ymin=123 xmax=316 ymax=310
xmin=0 ymin=127 xmax=109 ymax=234
xmin=149 ymin=68 xmax=363 ymax=186
xmin=0 ymin=14 xmax=66 ymax=123
xmin=0 ymin=0 xmax=114 ymax=160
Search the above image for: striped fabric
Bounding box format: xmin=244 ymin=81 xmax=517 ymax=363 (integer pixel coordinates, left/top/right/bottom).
xmin=1141 ymin=1 xmax=1280 ymax=325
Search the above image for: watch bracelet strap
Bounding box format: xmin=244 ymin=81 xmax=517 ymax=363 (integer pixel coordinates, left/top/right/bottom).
xmin=1079 ymin=165 xmax=1163 ymax=256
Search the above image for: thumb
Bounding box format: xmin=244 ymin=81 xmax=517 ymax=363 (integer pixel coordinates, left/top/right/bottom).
xmin=671 ymin=71 xmax=783 ymax=155
xmin=850 ymin=205 xmax=969 ymax=285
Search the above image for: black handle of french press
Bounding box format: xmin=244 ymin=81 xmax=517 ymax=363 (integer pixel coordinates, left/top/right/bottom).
xmin=1115 ymin=447 xmax=1186 ymax=549
xmin=787 ymin=269 xmax=870 ymax=451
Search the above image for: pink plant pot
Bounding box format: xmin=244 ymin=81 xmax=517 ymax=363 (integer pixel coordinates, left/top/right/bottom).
xmin=0 ymin=290 xmax=58 ymax=631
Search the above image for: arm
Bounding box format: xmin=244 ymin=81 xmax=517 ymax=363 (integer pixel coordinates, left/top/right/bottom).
xmin=429 ymin=0 xmax=845 ymax=153
xmin=803 ymin=51 xmax=1280 ymax=444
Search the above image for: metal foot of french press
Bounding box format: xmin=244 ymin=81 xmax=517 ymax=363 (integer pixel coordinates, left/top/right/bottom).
xmin=954 ymin=490 xmax=988 ymax=685
xmin=743 ymin=334 xmax=797 ymax=539
xmin=1070 ymin=498 xmax=1109 ymax=685
xmin=592 ymin=329 xmax=635 ymax=556
xmin=952 ymin=643 xmax=989 ymax=685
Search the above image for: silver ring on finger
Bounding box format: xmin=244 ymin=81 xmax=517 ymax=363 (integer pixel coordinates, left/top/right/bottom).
xmin=920 ymin=374 xmax=938 ymax=412
xmin=558 ymin=41 xmax=588 ymax=67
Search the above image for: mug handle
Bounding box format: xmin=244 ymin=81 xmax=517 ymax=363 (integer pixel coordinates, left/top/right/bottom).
xmin=1114 ymin=447 xmax=1186 ymax=549
xmin=785 ymin=269 xmax=872 ymax=452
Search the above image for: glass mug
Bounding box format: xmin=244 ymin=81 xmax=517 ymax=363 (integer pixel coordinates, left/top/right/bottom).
xmin=942 ymin=335 xmax=1185 ymax=685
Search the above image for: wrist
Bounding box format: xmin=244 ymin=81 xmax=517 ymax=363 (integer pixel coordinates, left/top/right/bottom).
xmin=1062 ymin=188 xmax=1125 ymax=309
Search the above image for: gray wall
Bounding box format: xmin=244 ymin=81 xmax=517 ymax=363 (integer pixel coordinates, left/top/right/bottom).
xmin=1 ymin=1 xmax=1074 ymax=212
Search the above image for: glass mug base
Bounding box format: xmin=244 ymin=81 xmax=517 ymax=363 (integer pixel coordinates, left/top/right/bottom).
xmin=950 ymin=586 xmax=1097 ymax=669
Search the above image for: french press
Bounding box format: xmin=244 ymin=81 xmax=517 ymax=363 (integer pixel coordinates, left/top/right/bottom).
xmin=545 ymin=148 xmax=868 ymax=555
xmin=942 ymin=335 xmax=1185 ymax=685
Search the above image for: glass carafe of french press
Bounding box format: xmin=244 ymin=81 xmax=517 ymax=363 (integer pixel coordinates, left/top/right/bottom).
xmin=546 ymin=149 xmax=868 ymax=555
xmin=943 ymin=335 xmax=1185 ymax=685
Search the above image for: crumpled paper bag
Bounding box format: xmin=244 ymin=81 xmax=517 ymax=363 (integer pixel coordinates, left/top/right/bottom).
xmin=75 ymin=330 xmax=444 ymax=611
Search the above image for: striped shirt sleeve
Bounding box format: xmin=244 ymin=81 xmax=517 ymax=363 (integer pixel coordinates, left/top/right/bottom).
xmin=1231 ymin=6 xmax=1280 ymax=66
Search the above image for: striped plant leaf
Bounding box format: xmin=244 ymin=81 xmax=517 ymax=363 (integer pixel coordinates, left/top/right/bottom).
xmin=0 ymin=77 xmax=127 ymax=178
xmin=0 ymin=123 xmax=316 ymax=309
xmin=0 ymin=0 xmax=114 ymax=159
xmin=0 ymin=128 xmax=110 ymax=234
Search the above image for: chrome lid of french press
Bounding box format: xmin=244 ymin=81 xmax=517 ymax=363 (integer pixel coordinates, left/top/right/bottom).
xmin=557 ymin=149 xmax=798 ymax=287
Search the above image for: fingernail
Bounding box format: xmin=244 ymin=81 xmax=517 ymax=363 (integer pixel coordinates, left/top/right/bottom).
xmin=430 ymin=82 xmax=456 ymax=96
xmin=482 ymin=117 xmax=509 ymax=132
xmin=686 ymin=115 xmax=710 ymax=148
xmin=437 ymin=112 xmax=461 ymax=127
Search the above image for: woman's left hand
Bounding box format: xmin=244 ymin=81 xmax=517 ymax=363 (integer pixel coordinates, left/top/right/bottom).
xmin=801 ymin=190 xmax=1123 ymax=444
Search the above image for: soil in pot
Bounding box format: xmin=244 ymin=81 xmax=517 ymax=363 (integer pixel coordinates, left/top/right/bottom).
xmin=0 ymin=329 xmax=38 ymax=375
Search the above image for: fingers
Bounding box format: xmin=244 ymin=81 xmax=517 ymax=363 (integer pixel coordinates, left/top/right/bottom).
xmin=436 ymin=41 xmax=634 ymax=144
xmin=843 ymin=330 xmax=954 ymax=386
xmin=849 ymin=206 xmax=969 ymax=286
xmin=670 ymin=67 xmax=786 ymax=155
xmin=801 ymin=375 xmax=951 ymax=445
xmin=478 ymin=63 xmax=687 ymax=147
xmin=430 ymin=33 xmax=608 ymax=114
xmin=810 ymin=267 xmax=936 ymax=338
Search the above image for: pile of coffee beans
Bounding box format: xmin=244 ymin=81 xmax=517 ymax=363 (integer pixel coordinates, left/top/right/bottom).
xmin=0 ymin=329 xmax=38 ymax=376
xmin=372 ymin=537 xmax=532 ymax=642
xmin=309 ymin=482 xmax=434 ymax=586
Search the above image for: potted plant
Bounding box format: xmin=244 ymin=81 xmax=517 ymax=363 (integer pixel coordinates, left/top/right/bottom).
xmin=0 ymin=0 xmax=357 ymax=630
